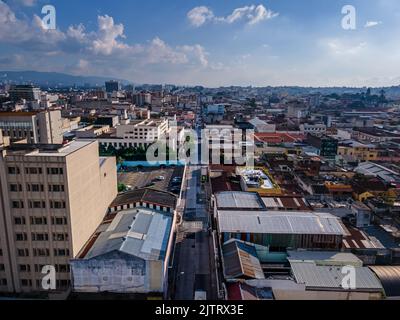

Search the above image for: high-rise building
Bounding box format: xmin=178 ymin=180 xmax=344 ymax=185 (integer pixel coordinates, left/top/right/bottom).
xmin=9 ymin=85 xmax=41 ymax=102
xmin=0 ymin=110 xmax=63 ymax=144
xmin=133 ymin=92 xmax=152 ymax=106
xmin=105 ymin=80 xmax=121 ymax=93
xmin=0 ymin=140 xmax=117 ymax=293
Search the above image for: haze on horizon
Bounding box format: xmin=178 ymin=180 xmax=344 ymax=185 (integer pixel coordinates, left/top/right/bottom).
xmin=0 ymin=0 xmax=399 ymax=88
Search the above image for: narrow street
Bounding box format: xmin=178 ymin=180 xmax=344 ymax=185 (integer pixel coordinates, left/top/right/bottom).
xmin=171 ymin=109 xmax=218 ymax=300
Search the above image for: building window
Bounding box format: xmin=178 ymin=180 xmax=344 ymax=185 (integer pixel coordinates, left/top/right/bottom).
xmin=47 ymin=168 xmax=64 ymax=175
xmin=19 ymin=264 xmax=31 ymax=272
xmin=51 ymin=217 xmax=67 ymax=225
xmin=10 ymin=184 xmax=22 ymax=192
xmin=11 ymin=201 xmax=24 ymax=209
xmin=14 ymin=217 xmax=26 ymax=225
xmin=27 ymin=184 xmax=44 ymax=192
xmin=0 ymin=279 xmax=7 ymax=286
xmin=28 ymin=201 xmax=46 ymax=209
xmin=15 ymin=233 xmax=27 ymax=241
xmin=7 ymin=167 xmax=20 ymax=175
xmin=48 ymin=185 xmax=64 ymax=192
xmin=55 ymin=265 xmax=70 ymax=273
xmin=33 ymin=248 xmax=50 ymax=257
xmin=21 ymin=279 xmax=32 ymax=287
xmin=34 ymin=264 xmax=45 ymax=273
xmin=54 ymin=249 xmax=70 ymax=257
xmin=53 ymin=233 xmax=69 ymax=242
xmin=17 ymin=249 xmax=29 ymax=257
xmin=31 ymin=233 xmax=49 ymax=241
xmin=30 ymin=217 xmax=47 ymax=225
xmin=0 ymin=264 xmax=5 ymax=271
xmin=25 ymin=167 xmax=42 ymax=174
xmin=50 ymin=201 xmax=66 ymax=209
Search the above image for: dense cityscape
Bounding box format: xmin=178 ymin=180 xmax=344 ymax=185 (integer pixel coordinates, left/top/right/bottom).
xmin=0 ymin=0 xmax=400 ymax=310
xmin=0 ymin=78 xmax=400 ymax=301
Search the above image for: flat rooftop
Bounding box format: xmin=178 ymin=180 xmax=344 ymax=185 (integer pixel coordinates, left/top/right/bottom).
xmin=5 ymin=140 xmax=95 ymax=157
xmin=287 ymin=250 xmax=363 ymax=267
xmin=217 ymin=210 xmax=349 ymax=236
xmin=290 ymin=261 xmax=383 ymax=291
xmin=262 ymin=196 xmax=310 ymax=211
xmin=215 ymin=192 xmax=265 ymax=210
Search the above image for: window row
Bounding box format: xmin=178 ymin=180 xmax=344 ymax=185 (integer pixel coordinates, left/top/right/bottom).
xmin=19 ymin=264 xmax=70 ymax=273
xmin=11 ymin=200 xmax=66 ymax=209
xmin=15 ymin=231 xmax=69 ymax=242
xmin=10 ymin=184 xmax=66 ymax=193
xmin=16 ymin=248 xmax=70 ymax=257
xmin=7 ymin=167 xmax=64 ymax=175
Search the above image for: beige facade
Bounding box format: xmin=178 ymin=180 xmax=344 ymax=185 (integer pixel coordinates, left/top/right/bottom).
xmin=98 ymin=119 xmax=171 ymax=149
xmin=0 ymin=110 xmax=63 ymax=144
xmin=0 ymin=140 xmax=117 ymax=293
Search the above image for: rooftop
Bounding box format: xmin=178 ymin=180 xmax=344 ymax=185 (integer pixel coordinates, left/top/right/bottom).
xmin=290 ymin=261 xmax=383 ymax=291
xmin=5 ymin=140 xmax=95 ymax=157
xmin=355 ymin=162 xmax=400 ymax=183
xmin=369 ymin=266 xmax=400 ymax=297
xmin=0 ymin=111 xmax=40 ymax=117
xmin=343 ymin=226 xmax=386 ymax=250
xmin=287 ymin=250 xmax=363 ymax=267
xmin=261 ymin=196 xmax=311 ymax=211
xmin=223 ymin=239 xmax=265 ymax=280
xmin=215 ymin=192 xmax=265 ymax=210
xmin=110 ymin=188 xmax=177 ymax=209
xmin=217 ymin=210 xmax=349 ymax=236
xmin=82 ymin=208 xmax=173 ymax=261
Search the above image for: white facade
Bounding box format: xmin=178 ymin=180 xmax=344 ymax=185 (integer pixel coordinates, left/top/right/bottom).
xmin=300 ymin=123 xmax=327 ymax=135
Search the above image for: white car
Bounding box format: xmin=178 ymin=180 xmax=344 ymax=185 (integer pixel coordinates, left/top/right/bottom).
xmin=194 ymin=290 xmax=207 ymax=300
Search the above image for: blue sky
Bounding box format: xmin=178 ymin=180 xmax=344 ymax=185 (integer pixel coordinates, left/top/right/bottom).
xmin=0 ymin=0 xmax=399 ymax=87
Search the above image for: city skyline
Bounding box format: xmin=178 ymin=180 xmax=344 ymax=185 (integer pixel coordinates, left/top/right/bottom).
xmin=0 ymin=0 xmax=399 ymax=87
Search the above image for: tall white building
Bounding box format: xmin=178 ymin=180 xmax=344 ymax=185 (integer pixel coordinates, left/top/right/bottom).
xmin=0 ymin=110 xmax=63 ymax=144
xmin=0 ymin=140 xmax=117 ymax=293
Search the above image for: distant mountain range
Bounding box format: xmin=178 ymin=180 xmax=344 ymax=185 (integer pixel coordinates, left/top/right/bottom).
xmin=0 ymin=71 xmax=130 ymax=87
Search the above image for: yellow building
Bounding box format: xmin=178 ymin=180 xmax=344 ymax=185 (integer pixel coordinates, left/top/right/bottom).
xmin=338 ymin=142 xmax=378 ymax=162
xmin=237 ymin=167 xmax=282 ymax=196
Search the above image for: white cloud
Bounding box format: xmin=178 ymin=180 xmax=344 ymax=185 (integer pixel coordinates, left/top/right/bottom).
xmin=179 ymin=44 xmax=209 ymax=67
xmin=187 ymin=6 xmax=214 ymax=27
xmin=364 ymin=21 xmax=382 ymax=28
xmin=187 ymin=4 xmax=278 ymax=27
xmin=326 ymin=39 xmax=367 ymax=55
xmin=248 ymin=4 xmax=279 ymax=25
xmin=146 ymin=37 xmax=187 ymax=64
xmin=0 ymin=0 xmax=210 ymax=81
xmin=91 ymin=15 xmax=130 ymax=55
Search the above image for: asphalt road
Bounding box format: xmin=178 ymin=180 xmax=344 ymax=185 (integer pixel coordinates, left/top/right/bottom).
xmin=171 ymin=111 xmax=218 ymax=300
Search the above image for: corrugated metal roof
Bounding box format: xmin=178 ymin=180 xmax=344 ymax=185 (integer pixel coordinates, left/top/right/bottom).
xmin=85 ymin=208 xmax=172 ymax=261
xmin=216 ymin=192 xmax=265 ymax=210
xmin=110 ymin=188 xmax=177 ymax=209
xmin=223 ymin=239 xmax=265 ymax=280
xmin=287 ymin=251 xmax=363 ymax=267
xmin=217 ymin=210 xmax=348 ymax=235
xmin=290 ymin=261 xmax=383 ymax=291
xmin=355 ymin=162 xmax=399 ymax=182
xmin=369 ymin=266 xmax=400 ymax=297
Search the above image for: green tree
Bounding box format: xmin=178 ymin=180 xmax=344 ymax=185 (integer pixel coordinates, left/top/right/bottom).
xmin=118 ymin=183 xmax=127 ymax=193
